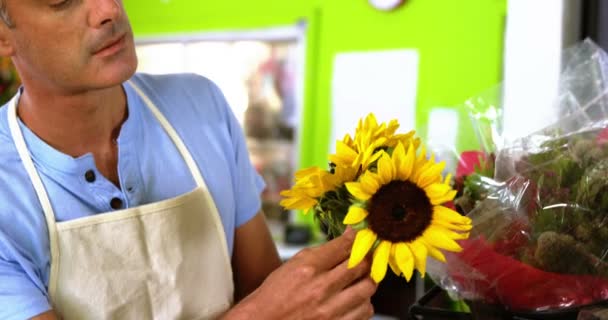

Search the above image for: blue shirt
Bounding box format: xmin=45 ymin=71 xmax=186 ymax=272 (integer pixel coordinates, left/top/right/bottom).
xmin=0 ymin=73 xmax=266 ymax=320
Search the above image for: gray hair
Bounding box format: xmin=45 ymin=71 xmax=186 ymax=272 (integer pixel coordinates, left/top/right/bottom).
xmin=0 ymin=1 xmax=14 ymax=28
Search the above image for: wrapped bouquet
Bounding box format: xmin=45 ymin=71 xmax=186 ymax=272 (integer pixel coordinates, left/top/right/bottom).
xmin=280 ymin=114 xmax=471 ymax=283
xmin=431 ymin=39 xmax=608 ymax=313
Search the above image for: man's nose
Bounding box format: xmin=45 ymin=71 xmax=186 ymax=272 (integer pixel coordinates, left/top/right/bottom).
xmin=88 ymin=0 xmax=121 ymax=28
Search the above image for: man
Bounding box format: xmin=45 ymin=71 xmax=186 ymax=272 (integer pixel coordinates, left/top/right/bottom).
xmin=0 ymin=0 xmax=377 ymax=319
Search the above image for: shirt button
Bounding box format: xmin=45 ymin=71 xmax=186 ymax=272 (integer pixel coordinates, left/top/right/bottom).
xmin=84 ymin=170 xmax=96 ymax=183
xmin=110 ymin=197 xmax=123 ymax=210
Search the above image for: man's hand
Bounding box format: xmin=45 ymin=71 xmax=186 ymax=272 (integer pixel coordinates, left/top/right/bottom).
xmin=232 ymin=212 xmax=282 ymax=300
xmin=30 ymin=310 xmax=58 ymax=320
xmin=224 ymin=229 xmax=377 ymax=319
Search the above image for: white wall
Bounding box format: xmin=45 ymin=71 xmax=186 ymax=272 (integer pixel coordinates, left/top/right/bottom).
xmin=502 ymin=0 xmax=582 ymax=140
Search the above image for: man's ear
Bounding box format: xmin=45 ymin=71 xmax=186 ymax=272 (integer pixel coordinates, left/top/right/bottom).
xmin=0 ymin=25 xmax=15 ymax=57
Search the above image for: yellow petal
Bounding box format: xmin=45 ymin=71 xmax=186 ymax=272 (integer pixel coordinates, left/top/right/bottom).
xmin=371 ymin=240 xmax=391 ymax=283
xmin=322 ymin=173 xmax=338 ymax=189
xmin=294 ymin=167 xmax=321 ymax=180
xmin=342 ymin=134 xmax=355 ymax=148
xmin=420 ymin=238 xmax=447 ymax=263
xmin=400 ymin=143 xmax=416 ymax=181
xmin=394 ymin=242 xmax=415 ymax=282
xmin=422 ymin=226 xmax=463 ymax=252
xmin=377 ymin=152 xmax=395 ymax=185
xmin=385 ymin=121 xmax=400 ymax=137
xmin=417 ymin=161 xmax=446 ymax=188
xmin=371 ymin=137 xmax=388 ymax=149
xmin=279 ymin=197 xmax=317 ymax=211
xmin=359 ymin=172 xmax=381 ymax=195
xmin=348 ymin=229 xmax=377 ymax=268
xmin=316 ymin=171 xmax=333 ymax=189
xmin=392 ymin=142 xmax=406 ymax=179
xmin=365 ymin=113 xmax=378 ymax=129
xmin=440 ymin=228 xmax=470 ymax=240
xmin=433 ymin=206 xmax=472 ymax=225
xmin=427 ymin=225 xmax=470 ymax=241
xmin=431 ymin=190 xmax=458 ymax=205
xmin=424 ymin=183 xmax=452 ymax=200
xmin=345 ymin=182 xmax=372 ymax=201
xmin=358 ymin=146 xmax=381 ymax=170
xmin=432 ymin=219 xmax=473 ymax=232
xmin=329 ymin=141 xmax=358 ymax=166
xmin=444 ymin=173 xmax=453 ymax=185
xmin=334 ymin=166 xmax=358 ymax=184
xmin=417 ymin=154 xmax=436 ymax=177
xmin=416 ymin=144 xmax=427 ymax=165
xmin=336 ymin=140 xmax=358 ymax=157
xmin=366 ymin=150 xmax=383 ymax=167
xmin=412 ymin=137 xmax=422 ymax=149
xmin=412 ymin=161 xmax=432 ymax=182
xmin=388 ymin=245 xmax=402 ymax=276
xmin=343 ymin=206 xmax=369 ymax=225
xmin=328 ymin=155 xmax=351 ymax=168
xmin=279 ymin=188 xmax=295 ymax=197
xmin=408 ymin=240 xmax=428 ymax=277
xmin=357 ymin=131 xmax=373 ymax=151
xmin=372 ymin=123 xmax=386 ymax=138
xmin=352 ymin=150 xmax=367 ymax=169
xmin=389 ymin=131 xmax=415 ymax=148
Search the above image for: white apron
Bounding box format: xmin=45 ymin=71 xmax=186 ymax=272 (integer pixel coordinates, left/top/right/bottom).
xmin=8 ymin=82 xmax=234 ymax=320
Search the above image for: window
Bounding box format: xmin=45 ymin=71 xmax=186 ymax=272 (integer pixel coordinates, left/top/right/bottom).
xmin=135 ymin=27 xmax=305 ymax=243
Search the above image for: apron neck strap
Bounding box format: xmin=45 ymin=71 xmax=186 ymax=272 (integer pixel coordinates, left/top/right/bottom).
xmin=126 ymin=81 xmax=206 ymax=188
xmin=8 ymin=82 xmax=209 ymax=221
xmin=8 ymin=82 xmax=212 ymax=299
xmin=7 ymin=91 xmax=60 ymax=277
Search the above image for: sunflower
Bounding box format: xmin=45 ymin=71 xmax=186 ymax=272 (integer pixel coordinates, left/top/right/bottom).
xmin=344 ymin=142 xmax=472 ymax=283
xmin=279 ymin=167 xmax=330 ymax=211
xmin=329 ymin=134 xmax=359 ymax=170
xmin=329 ymin=113 xmax=420 ymax=172
xmin=280 ymin=165 xmax=358 ymax=212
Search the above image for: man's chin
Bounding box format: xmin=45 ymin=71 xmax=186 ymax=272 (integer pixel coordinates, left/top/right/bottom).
xmin=95 ymin=55 xmax=138 ymax=87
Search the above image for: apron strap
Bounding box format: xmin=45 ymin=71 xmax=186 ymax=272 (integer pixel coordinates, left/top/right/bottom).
xmin=7 ymin=93 xmax=61 ymax=296
xmin=127 ymin=81 xmax=207 ymax=189
xmin=8 ymin=81 xmax=224 ymax=298
xmin=126 ymin=80 xmax=231 ymax=274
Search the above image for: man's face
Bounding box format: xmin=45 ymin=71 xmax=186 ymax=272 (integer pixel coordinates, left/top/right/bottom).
xmin=3 ymin=0 xmax=138 ymax=94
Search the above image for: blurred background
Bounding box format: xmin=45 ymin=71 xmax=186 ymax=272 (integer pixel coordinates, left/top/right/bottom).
xmin=1 ymin=0 xmax=606 ymax=318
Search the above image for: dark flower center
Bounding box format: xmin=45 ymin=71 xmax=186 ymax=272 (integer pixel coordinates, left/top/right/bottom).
xmin=367 ymin=180 xmax=433 ymax=242
xmin=392 ymin=206 xmax=406 ymax=220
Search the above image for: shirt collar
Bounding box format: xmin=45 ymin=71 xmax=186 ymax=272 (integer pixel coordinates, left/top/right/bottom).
xmin=16 ymin=81 xmax=142 ymax=175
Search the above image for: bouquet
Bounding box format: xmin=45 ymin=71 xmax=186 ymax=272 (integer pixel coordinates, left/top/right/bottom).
xmin=280 ymin=114 xmax=472 ymax=283
xmin=431 ymin=39 xmax=608 ymax=313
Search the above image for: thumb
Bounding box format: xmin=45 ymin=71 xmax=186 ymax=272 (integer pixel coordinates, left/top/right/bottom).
xmin=343 ymin=226 xmax=355 ymax=239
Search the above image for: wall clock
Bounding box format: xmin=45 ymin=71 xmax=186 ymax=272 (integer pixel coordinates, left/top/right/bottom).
xmin=369 ymin=0 xmax=405 ymax=11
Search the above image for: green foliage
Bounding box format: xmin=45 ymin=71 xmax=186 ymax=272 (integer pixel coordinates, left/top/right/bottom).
xmin=314 ymin=186 xmax=351 ymax=238
xmin=526 ymin=134 xmax=608 ymax=249
xmin=454 ymin=154 xmax=498 ymax=214
xmin=461 ymin=130 xmax=608 ymax=276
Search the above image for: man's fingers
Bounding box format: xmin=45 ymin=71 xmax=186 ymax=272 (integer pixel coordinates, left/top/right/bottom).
xmin=341 ymin=300 xmax=375 ymax=320
xmin=301 ymin=228 xmax=356 ymax=270
xmin=324 ymin=256 xmax=371 ymax=293
xmin=324 ymin=276 xmax=378 ymax=318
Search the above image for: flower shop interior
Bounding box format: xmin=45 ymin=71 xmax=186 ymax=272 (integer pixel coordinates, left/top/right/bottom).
xmin=3 ymin=0 xmax=608 ymax=319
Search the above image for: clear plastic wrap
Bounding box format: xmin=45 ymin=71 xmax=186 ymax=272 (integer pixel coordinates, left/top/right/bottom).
xmin=429 ymin=39 xmax=608 ymax=313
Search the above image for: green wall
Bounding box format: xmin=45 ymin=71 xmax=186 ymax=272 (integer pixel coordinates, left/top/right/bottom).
xmin=304 ymin=0 xmax=506 ymax=170
xmin=124 ymin=0 xmax=505 ymax=177
xmin=125 ymin=1 xmax=315 ymax=34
